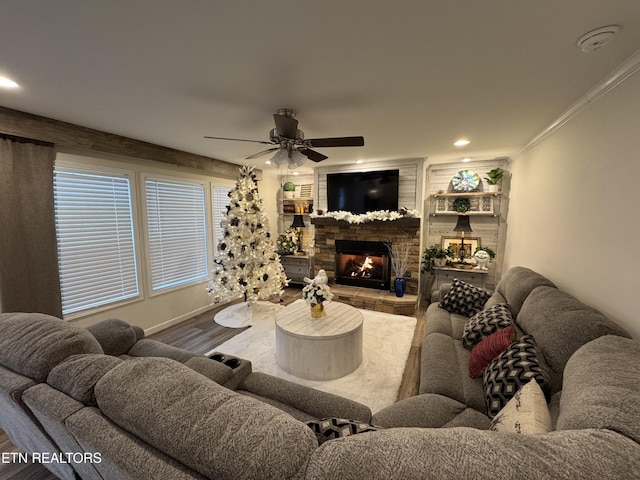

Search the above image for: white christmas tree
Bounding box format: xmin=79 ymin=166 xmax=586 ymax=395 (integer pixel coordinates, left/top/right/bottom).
xmin=207 ymin=165 xmax=287 ymax=309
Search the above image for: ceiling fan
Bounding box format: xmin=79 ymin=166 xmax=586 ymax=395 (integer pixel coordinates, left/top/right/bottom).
xmin=205 ymin=108 xmax=364 ymax=168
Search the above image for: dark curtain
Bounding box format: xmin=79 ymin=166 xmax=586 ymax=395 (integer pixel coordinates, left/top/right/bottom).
xmin=0 ymin=134 xmax=62 ymax=317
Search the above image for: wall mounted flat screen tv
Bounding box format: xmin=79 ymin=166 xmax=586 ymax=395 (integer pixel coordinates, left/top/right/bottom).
xmin=327 ymin=169 xmax=399 ymax=214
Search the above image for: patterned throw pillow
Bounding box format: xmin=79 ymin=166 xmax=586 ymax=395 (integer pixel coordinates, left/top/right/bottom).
xmin=489 ymin=379 xmax=552 ymax=434
xmin=483 ymin=335 xmax=550 ymax=418
xmin=468 ymin=325 xmax=515 ymax=378
xmin=306 ymin=417 xmax=382 ymax=444
xmin=461 ymin=304 xmax=513 ymax=349
xmin=439 ymin=278 xmax=492 ymax=317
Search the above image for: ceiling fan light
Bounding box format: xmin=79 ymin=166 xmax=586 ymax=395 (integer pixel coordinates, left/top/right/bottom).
xmin=288 ymin=150 xmax=307 ymax=169
xmin=270 ymin=149 xmax=290 ymax=167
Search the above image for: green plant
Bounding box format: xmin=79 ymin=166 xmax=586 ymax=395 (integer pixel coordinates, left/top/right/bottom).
xmin=453 ymin=197 xmax=471 ymax=213
xmin=474 ymin=246 xmax=496 ymax=259
xmin=421 ymin=244 xmax=454 ymax=273
xmin=484 ymin=168 xmax=505 ymax=185
xmin=282 ymin=181 xmax=296 ymax=192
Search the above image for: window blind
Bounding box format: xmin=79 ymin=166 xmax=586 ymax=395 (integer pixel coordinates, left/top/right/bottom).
xmin=53 ymin=169 xmax=139 ymax=315
xmin=145 ymin=178 xmax=208 ymax=291
xmin=212 ymin=184 xmax=232 ymax=255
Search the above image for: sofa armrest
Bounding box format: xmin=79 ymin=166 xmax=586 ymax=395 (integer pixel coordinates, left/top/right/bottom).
xmin=372 ymin=394 xmax=489 ymax=429
xmin=305 ymin=427 xmax=640 ymax=480
xmin=126 ymin=338 xmax=197 ymax=363
xmin=430 ymin=283 xmax=451 ymax=303
xmin=238 ymin=372 xmax=372 ymax=423
xmin=183 ymin=357 xmax=233 ymax=385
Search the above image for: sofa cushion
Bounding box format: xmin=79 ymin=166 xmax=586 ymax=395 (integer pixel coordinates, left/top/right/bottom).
xmin=557 ymin=335 xmax=640 ymax=444
xmin=489 ymin=379 xmax=552 ymax=434
xmin=492 ymin=266 xmax=556 ymax=316
xmin=0 ymin=312 xmax=103 ymax=382
xmin=439 ymin=278 xmax=491 ymax=317
xmin=47 ymin=354 xmax=122 ymax=405
xmin=516 ymin=286 xmax=630 ymax=395
xmin=94 ymin=357 xmax=317 ymax=480
xmin=461 ymin=304 xmax=513 ymax=348
xmin=424 ymin=302 xmax=468 ymax=339
xmin=420 ymin=333 xmax=487 ymax=413
xmin=306 ymin=417 xmax=383 ymax=444
xmin=483 ymin=335 xmax=550 ymax=418
xmin=85 ymin=318 xmax=140 ymax=356
xmin=468 ymin=325 xmax=515 ymax=378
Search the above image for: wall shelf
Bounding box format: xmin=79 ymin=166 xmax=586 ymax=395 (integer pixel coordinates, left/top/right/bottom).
xmin=430 ymin=192 xmax=500 ymax=216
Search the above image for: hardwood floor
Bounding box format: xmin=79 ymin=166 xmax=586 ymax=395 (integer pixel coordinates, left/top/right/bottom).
xmin=0 ymin=286 xmax=426 ymax=479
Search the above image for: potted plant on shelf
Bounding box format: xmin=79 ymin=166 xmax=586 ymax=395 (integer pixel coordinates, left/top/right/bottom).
xmin=421 ymin=244 xmax=454 ymax=273
xmin=282 ymin=181 xmax=296 ymax=198
xmin=473 ymin=246 xmax=496 ymax=270
xmin=484 ymin=168 xmax=505 ymax=192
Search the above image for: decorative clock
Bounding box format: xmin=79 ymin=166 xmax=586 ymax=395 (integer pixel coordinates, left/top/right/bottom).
xmin=451 ymin=170 xmax=481 ymax=192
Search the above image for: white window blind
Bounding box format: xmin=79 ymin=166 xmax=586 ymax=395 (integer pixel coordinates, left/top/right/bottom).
xmin=53 ymin=169 xmax=139 ymax=315
xmin=145 ymin=178 xmax=208 ymax=291
xmin=212 ymin=184 xmax=232 ymax=255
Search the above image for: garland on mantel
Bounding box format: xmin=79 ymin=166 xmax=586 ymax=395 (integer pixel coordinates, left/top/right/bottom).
xmin=309 ymin=209 xmax=421 ymax=224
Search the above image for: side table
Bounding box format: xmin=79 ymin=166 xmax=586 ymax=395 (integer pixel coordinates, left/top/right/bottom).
xmin=432 ymin=266 xmax=488 ymax=291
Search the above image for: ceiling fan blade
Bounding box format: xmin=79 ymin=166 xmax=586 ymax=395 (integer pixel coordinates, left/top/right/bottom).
xmin=204 ymin=135 xmax=273 ymax=145
xmin=245 ymin=147 xmax=280 ymax=159
xmin=306 ymin=136 xmax=365 ymax=148
xmin=273 ymin=113 xmax=299 ymax=139
xmin=299 ymin=148 xmax=328 ymax=162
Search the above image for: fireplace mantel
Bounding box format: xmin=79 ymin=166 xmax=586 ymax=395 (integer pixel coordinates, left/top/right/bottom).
xmin=311 ymin=217 xmax=420 ymax=228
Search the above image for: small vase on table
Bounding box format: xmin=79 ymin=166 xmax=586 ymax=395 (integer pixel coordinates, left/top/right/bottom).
xmin=310 ymin=302 xmax=325 ymax=318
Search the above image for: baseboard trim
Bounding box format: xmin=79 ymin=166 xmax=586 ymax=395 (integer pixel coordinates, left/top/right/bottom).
xmin=143 ymin=302 xmax=223 ymax=336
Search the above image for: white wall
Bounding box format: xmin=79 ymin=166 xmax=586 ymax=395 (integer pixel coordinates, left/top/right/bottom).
xmin=504 ymin=69 xmax=640 ymax=338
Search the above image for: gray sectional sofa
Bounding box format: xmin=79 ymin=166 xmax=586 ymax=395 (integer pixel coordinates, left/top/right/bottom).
xmin=1 ymin=266 xmax=640 ymax=479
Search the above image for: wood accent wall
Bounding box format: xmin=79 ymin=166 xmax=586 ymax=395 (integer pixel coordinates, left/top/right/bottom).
xmin=312 ymin=217 xmax=421 ymax=295
xmin=0 ymin=107 xmax=253 ymax=179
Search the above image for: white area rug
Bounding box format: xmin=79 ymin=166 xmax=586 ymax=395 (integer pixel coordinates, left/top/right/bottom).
xmin=207 ymin=300 xmax=416 ymax=413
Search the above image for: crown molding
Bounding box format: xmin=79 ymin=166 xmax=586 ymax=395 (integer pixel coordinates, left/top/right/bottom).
xmin=514 ymin=48 xmax=640 ymax=158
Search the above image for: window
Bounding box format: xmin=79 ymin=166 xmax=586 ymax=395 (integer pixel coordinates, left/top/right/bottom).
xmin=54 ymin=168 xmax=139 ymax=315
xmin=145 ymin=177 xmax=208 ymax=291
xmin=212 ymin=184 xmax=232 ymax=256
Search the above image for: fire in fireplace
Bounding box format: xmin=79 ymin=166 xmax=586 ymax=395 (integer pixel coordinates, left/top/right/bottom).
xmin=335 ymin=240 xmax=391 ymax=290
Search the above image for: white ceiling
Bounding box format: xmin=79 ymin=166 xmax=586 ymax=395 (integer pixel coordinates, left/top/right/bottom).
xmin=1 ymin=1 xmax=639 ymax=175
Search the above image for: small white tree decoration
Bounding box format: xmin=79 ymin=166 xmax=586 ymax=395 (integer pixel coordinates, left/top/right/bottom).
xmin=207 ymin=165 xmax=287 ymax=326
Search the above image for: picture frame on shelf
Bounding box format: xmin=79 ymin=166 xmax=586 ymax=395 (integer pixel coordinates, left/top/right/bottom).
xmin=441 ymin=236 xmax=480 ymax=260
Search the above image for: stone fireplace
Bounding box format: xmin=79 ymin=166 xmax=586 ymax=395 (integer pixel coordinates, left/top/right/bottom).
xmin=311 ymin=217 xmax=421 ymax=295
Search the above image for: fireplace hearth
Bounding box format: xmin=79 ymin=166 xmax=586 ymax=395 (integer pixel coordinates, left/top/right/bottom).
xmin=335 ymin=240 xmax=390 ymax=290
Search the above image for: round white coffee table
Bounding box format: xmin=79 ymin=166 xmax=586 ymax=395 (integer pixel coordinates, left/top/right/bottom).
xmin=275 ymin=300 xmax=363 ymax=380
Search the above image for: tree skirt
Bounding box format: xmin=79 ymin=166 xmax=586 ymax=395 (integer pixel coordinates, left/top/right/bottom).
xmin=213 ymin=301 xmax=279 ymax=328
xmin=207 ymin=300 xmax=416 ymax=413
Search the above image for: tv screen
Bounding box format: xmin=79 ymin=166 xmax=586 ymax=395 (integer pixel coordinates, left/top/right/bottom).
xmin=327 ymin=170 xmax=399 ymax=214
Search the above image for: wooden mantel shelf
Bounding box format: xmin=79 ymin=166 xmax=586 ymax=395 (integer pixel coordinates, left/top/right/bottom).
xmin=310 ymin=217 xmax=421 ymax=228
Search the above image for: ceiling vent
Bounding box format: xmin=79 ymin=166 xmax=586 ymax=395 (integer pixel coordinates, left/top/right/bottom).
xmin=577 ymin=26 xmax=620 ymax=53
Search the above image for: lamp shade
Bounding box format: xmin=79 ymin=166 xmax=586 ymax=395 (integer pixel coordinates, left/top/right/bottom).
xmin=453 ymin=215 xmax=472 ymax=233
xmin=290 ymin=214 xmax=306 ymax=229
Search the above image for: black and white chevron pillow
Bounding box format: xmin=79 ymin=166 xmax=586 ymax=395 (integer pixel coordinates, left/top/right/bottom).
xmin=439 ymin=278 xmax=491 ymax=317
xmin=483 ymin=335 xmax=550 ymax=418
xmin=461 ymin=303 xmax=513 ymax=349
xmin=306 ymin=417 xmax=382 ymax=444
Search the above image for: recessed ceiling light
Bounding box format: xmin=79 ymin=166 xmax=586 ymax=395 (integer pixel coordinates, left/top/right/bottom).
xmin=0 ymin=76 xmax=20 ymax=89
xmin=454 ymin=139 xmax=470 ymax=147
xmin=265 ymin=160 xmax=272 ymax=165
xmin=292 ymin=171 xmax=299 ymax=175
xmin=462 ymin=157 xmax=471 ymax=163
xmin=355 ymin=160 xmax=364 ymax=164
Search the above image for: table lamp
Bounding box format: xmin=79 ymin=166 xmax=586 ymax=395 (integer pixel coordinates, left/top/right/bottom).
xmin=453 ymin=215 xmax=473 ymax=263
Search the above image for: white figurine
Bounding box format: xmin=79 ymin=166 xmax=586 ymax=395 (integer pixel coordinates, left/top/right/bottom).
xmin=474 ymin=250 xmax=490 ymax=270
xmin=303 ymin=269 xmax=328 ymax=286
